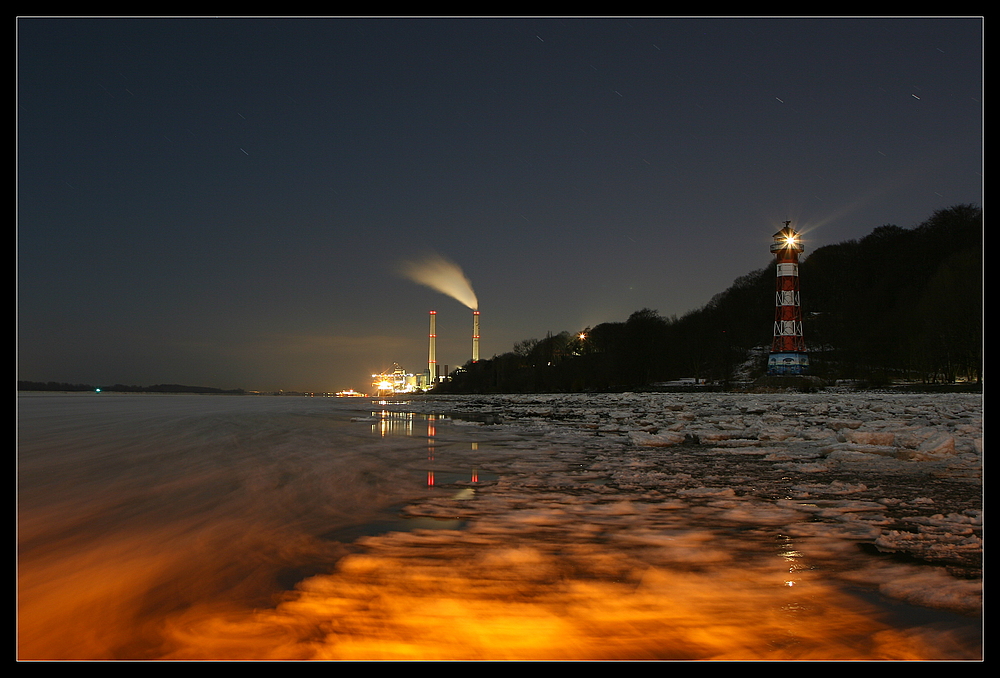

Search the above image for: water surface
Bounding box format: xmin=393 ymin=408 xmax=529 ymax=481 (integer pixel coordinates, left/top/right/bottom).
xmin=18 ymin=392 xmax=981 ymax=660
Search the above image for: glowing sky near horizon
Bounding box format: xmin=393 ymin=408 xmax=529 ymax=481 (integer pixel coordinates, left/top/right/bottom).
xmin=17 ymin=17 xmax=982 ymax=392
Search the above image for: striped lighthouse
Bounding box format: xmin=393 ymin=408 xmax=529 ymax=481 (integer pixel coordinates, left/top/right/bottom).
xmin=767 ymin=222 xmax=809 ymax=376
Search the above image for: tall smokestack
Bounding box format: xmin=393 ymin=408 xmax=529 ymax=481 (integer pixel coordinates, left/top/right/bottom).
xmin=472 ymin=310 xmax=480 ymax=363
xmin=429 ymin=310 xmax=437 ymax=383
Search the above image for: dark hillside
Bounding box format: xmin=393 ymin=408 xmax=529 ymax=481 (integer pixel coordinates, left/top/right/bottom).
xmin=437 ymin=204 xmax=982 ymax=393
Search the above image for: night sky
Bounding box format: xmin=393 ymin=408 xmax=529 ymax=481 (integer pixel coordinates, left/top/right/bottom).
xmin=17 ymin=17 xmax=983 ymax=393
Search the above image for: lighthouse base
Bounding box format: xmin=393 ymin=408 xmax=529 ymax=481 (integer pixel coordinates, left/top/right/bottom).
xmin=767 ymin=352 xmax=809 ymax=376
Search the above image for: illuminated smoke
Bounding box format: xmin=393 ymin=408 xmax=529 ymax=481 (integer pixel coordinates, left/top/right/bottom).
xmin=398 ymin=253 xmax=478 ymax=310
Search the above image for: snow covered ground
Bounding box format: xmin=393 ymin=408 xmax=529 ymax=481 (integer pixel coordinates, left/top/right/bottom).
xmin=400 ymin=391 xmax=983 ymax=578
xmin=214 ymin=391 xmax=981 ymax=660
xmin=18 ymin=391 xmax=982 ymax=660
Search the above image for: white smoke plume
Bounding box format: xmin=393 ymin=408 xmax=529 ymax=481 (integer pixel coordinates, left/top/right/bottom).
xmin=397 ymin=252 xmax=479 ymax=310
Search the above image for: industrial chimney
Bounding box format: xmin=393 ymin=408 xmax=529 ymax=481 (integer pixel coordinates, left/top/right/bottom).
xmin=428 ymin=310 xmax=437 ymax=383
xmin=472 ymin=310 xmax=480 ymax=363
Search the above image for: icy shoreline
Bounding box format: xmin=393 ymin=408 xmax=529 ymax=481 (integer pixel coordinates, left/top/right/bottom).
xmin=20 ymin=391 xmax=979 ymax=659
xmin=203 ymin=390 xmax=978 ymax=660
xmin=382 ymin=392 xmax=983 ymax=600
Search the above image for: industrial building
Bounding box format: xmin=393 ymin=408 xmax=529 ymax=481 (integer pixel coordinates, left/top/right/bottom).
xmin=371 ymin=307 xmax=480 ymax=395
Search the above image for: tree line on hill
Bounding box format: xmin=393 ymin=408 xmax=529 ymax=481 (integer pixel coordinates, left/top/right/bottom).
xmin=435 ymin=204 xmax=982 ymax=393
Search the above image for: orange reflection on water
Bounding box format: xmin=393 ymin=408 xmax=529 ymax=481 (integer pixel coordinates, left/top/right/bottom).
xmin=150 ymin=531 xmax=975 ymax=661
xmin=18 ymin=530 xmax=205 ymax=660
xmin=17 ymin=520 xmax=347 ymax=660
xmin=19 ymin=524 xmax=980 ymax=661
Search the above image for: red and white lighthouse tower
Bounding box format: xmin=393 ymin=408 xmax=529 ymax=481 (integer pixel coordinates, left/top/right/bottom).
xmin=767 ymin=222 xmax=809 ymax=375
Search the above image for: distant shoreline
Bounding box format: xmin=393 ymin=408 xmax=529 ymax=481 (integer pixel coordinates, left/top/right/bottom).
xmin=18 ymin=381 xmax=981 ymax=397
xmin=16 ymin=381 xmax=246 ymax=395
